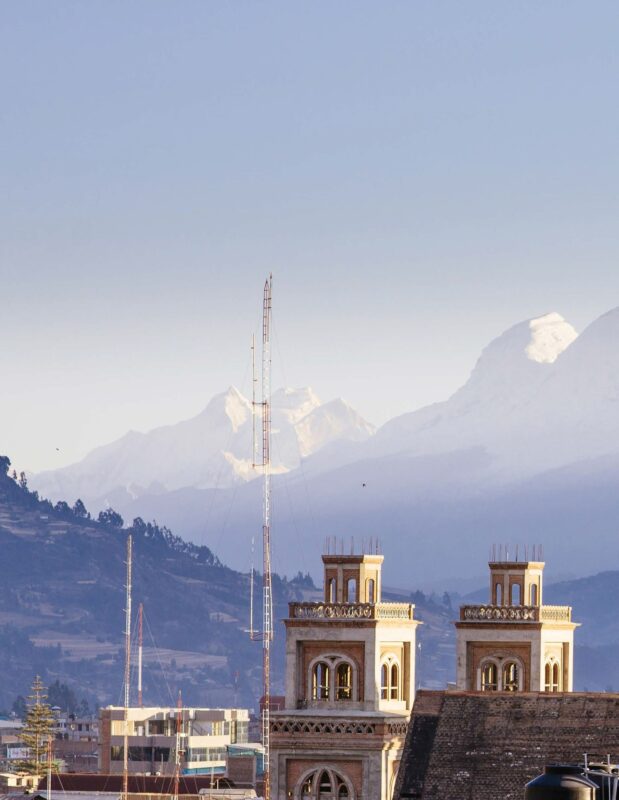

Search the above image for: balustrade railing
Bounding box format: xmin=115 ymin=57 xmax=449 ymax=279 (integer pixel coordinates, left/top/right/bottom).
xmin=288 ymin=601 xmax=414 ymax=621
xmin=460 ymin=604 xmax=571 ymax=622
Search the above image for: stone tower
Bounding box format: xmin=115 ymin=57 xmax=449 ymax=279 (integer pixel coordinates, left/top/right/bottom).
xmin=270 ymin=549 xmax=419 ymax=799
xmin=455 ymin=558 xmax=578 ymax=692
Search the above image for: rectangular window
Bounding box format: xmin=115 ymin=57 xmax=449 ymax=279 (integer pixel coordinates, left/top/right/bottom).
xmin=236 ymin=721 xmax=249 ymax=743
xmin=153 ymin=747 xmax=171 ymax=763
xmin=148 ymin=720 xmax=165 ymax=735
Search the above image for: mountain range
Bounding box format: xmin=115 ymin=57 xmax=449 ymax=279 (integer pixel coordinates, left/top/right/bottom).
xmin=2 ymin=460 xmax=619 ymax=707
xmin=32 ymin=387 xmax=374 ymax=511
xmin=30 ymin=306 xmax=619 ymax=588
xmin=0 ymin=460 xmax=455 ymax=709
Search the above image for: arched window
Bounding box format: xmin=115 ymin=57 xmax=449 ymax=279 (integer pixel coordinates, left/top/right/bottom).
xmin=301 ymin=776 xmax=314 ymax=799
xmin=295 ymin=769 xmax=354 ymax=800
xmin=495 ymin=583 xmax=502 ymax=606
xmin=312 ymin=662 xmax=330 ymax=700
xmin=380 ymin=663 xmax=389 ymax=700
xmin=367 ymin=578 xmax=375 ymax=604
xmin=544 ymin=660 xmax=560 ymax=692
xmin=390 ymin=663 xmax=399 ymax=700
xmin=503 ymin=661 xmax=519 ymax=692
xmin=319 ymin=771 xmax=332 ymax=798
xmin=510 ymin=583 xmax=521 ymax=605
xmin=553 ymin=663 xmax=560 ymax=691
xmin=327 ymin=578 xmax=336 ymax=603
xmin=481 ymin=662 xmax=498 ymax=691
xmin=336 ymin=663 xmax=352 ymax=700
xmin=345 ymin=578 xmax=357 ymax=603
xmin=530 ymin=584 xmax=538 ymax=606
xmin=380 ymin=656 xmax=400 ymax=701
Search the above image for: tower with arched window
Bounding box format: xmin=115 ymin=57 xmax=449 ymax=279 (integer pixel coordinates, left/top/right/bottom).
xmin=455 ymin=558 xmax=578 ymax=692
xmin=271 ymin=550 xmax=419 ymax=799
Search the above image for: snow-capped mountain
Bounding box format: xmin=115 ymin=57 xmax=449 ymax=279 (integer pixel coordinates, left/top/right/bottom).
xmin=105 ymin=306 xmax=619 ymax=587
xmin=30 ymin=307 xmax=619 ymax=587
xmin=31 ymin=387 xmax=375 ymax=509
xmin=370 ymin=308 xmax=619 ymax=481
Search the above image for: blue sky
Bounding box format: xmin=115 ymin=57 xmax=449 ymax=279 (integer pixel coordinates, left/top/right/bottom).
xmin=2 ymin=1 xmax=618 ymax=471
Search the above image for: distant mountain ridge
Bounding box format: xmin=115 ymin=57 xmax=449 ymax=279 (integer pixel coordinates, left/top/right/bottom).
xmin=29 ymin=306 xmax=619 ymax=588
xmin=31 ymin=386 xmax=375 ymax=510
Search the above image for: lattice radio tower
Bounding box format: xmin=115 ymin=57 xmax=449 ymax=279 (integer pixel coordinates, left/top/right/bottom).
xmin=249 ymin=275 xmax=273 ymax=800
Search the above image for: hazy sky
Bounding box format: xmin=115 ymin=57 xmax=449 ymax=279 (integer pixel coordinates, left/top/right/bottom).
xmin=2 ymin=1 xmax=618 ymax=472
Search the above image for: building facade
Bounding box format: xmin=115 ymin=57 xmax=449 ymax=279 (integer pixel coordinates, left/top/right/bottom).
xmin=271 ymin=551 xmax=419 ymax=800
xmin=99 ymin=706 xmax=249 ymax=776
xmin=455 ymin=559 xmax=578 ymax=692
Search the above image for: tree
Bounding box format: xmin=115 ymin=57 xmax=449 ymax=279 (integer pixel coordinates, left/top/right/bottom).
xmin=17 ymin=676 xmax=55 ymax=775
xmin=97 ymin=508 xmax=124 ymax=529
xmin=72 ymin=499 xmax=89 ymax=519
xmin=19 ymin=471 xmax=28 ymax=490
xmin=47 ymin=680 xmax=77 ymax=713
xmin=54 ymin=501 xmax=71 ymax=516
xmin=0 ymin=455 xmax=10 ymax=475
xmin=12 ymin=695 xmax=27 ymax=718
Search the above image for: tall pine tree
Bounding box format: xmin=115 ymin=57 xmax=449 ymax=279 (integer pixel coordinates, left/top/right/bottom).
xmin=17 ymin=676 xmax=55 ymax=775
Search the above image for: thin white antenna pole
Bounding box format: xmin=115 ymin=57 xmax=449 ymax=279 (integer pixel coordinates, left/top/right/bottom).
xmin=252 ymin=335 xmax=258 ymax=468
xmin=47 ymin=736 xmax=52 ymax=800
xmin=138 ymin=602 xmax=143 ymax=708
xmin=250 ymin=536 xmax=255 ymax=638
xmin=173 ymin=691 xmax=183 ymax=800
xmin=261 ymin=275 xmax=273 ymax=800
xmin=123 ymin=534 xmax=132 ymax=800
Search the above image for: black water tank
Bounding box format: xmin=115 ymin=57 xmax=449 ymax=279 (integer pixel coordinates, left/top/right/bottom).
xmin=526 ymin=765 xmax=598 ymax=800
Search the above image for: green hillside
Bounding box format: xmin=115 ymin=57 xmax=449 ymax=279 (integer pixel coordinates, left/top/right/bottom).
xmin=0 ymin=455 xmax=312 ymax=711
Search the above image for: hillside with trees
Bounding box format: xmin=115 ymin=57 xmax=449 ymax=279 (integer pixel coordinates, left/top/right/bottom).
xmin=0 ymin=454 xmax=306 ymax=711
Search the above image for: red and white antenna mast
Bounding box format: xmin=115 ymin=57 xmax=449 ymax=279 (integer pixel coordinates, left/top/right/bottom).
xmin=137 ymin=602 xmax=143 ymax=708
xmin=250 ymin=275 xmax=273 ymax=800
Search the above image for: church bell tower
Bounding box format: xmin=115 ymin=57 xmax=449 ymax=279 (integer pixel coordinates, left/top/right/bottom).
xmin=270 ymin=547 xmax=419 ymax=799
xmin=455 ymin=556 xmax=578 ymax=692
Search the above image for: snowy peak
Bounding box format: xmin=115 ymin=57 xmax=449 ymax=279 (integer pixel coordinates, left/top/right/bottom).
xmin=272 ymin=387 xmax=321 ymax=424
xmin=295 ymin=398 xmax=376 ymax=458
xmin=222 ymin=386 xmax=252 ymax=432
xmin=451 ymin=311 xmax=577 ymax=407
xmin=31 ymin=386 xmax=374 ymax=508
xmin=469 ymin=311 xmax=576 ymax=379
xmin=525 ymin=313 xmax=578 ymax=364
xmin=198 ymin=386 xmax=252 ymax=432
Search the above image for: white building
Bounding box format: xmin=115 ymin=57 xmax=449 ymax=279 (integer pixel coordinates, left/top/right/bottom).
xmin=99 ymin=706 xmax=250 ymax=776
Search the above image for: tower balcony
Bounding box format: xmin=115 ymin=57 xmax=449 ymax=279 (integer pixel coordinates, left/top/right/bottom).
xmin=288 ymin=601 xmax=415 ymax=621
xmin=459 ymin=604 xmax=572 ymax=623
